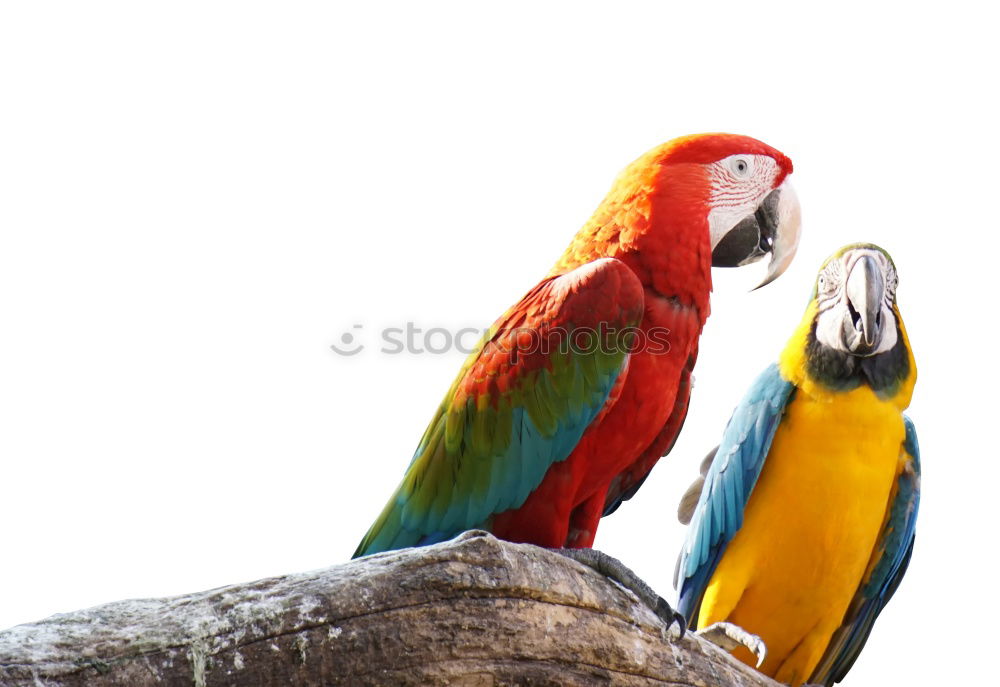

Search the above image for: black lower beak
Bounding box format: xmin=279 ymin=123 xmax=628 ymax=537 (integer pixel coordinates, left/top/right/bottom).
xmin=711 ymin=188 xmax=782 ymax=268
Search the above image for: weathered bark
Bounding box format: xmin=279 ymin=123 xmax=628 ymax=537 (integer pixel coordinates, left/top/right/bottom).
xmin=0 ymin=531 xmax=781 ymax=686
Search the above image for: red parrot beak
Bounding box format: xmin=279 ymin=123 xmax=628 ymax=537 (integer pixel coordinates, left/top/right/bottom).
xmin=753 ymin=179 xmax=801 ymax=290
xmin=710 ymin=179 xmax=802 ymax=289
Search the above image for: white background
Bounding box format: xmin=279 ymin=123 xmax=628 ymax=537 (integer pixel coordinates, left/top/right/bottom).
xmin=1 ymin=2 xmax=996 ymax=683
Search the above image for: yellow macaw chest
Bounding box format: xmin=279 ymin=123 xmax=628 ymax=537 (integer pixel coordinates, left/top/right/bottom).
xmin=697 ymin=385 xmax=906 ymax=685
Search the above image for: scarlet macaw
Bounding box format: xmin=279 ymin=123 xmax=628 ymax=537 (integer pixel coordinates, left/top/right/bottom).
xmin=355 ymin=134 xmax=801 ymax=561
xmin=675 ymin=244 xmax=919 ymax=686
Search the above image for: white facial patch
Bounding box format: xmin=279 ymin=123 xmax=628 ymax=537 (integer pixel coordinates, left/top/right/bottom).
xmin=814 ymin=248 xmax=899 ymax=356
xmin=706 ymin=154 xmax=781 ymax=250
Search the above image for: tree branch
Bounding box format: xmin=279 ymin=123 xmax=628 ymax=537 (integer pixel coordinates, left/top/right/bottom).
xmin=0 ymin=531 xmax=781 ymax=686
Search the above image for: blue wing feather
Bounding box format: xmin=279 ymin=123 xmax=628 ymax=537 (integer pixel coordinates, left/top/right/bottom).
xmin=809 ymin=416 xmax=921 ymax=685
xmin=354 ymin=258 xmax=644 ymax=557
xmin=675 ymin=362 xmax=796 ymax=624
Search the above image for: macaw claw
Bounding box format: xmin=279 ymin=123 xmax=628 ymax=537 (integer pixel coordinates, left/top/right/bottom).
xmin=552 ymin=547 xmax=685 ymax=639
xmin=696 ymin=621 xmax=767 ymax=668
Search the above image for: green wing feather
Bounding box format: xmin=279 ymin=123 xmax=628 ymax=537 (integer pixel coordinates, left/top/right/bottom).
xmin=354 ymin=258 xmax=644 ymax=557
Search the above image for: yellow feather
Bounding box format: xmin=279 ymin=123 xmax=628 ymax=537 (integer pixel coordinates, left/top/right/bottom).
xmin=698 ymin=300 xmax=918 ymax=685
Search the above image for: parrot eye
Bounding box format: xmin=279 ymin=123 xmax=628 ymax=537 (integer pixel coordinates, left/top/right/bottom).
xmin=729 ymin=157 xmax=752 ymax=178
xmin=818 ymin=272 xmax=836 ymax=295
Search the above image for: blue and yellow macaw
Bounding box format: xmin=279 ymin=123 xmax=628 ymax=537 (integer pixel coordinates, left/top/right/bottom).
xmin=675 ymin=243 xmax=919 ymax=686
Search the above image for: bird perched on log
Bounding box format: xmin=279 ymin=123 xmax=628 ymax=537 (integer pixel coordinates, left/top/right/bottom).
xmin=354 ymin=134 xmax=800 ymax=562
xmin=675 ymin=243 xmax=920 ymax=686
xmin=353 ymin=135 xmax=801 ymax=625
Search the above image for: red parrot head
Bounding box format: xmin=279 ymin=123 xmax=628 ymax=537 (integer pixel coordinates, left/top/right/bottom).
xmin=654 ymin=133 xmax=801 ymax=289
xmin=556 ymin=133 xmax=801 ymax=301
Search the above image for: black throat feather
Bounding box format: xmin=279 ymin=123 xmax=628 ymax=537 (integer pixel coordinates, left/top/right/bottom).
xmin=804 ymin=312 xmax=910 ymax=399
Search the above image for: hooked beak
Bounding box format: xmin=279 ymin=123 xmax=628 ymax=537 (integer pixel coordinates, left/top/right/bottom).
xmin=843 ymin=254 xmax=885 ymax=355
xmin=710 ymin=179 xmax=802 ymax=289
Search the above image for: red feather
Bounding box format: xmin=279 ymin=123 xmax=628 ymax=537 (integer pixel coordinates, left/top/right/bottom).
xmin=491 ymin=133 xmax=791 ymax=547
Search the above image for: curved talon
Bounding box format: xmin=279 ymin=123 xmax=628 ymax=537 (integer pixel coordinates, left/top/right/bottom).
xmin=672 ymin=611 xmax=687 ymax=639
xmin=653 ymin=598 xmax=686 ymax=638
xmin=752 ymin=639 xmax=767 ymax=668
xmin=696 ymin=621 xmax=767 ymax=668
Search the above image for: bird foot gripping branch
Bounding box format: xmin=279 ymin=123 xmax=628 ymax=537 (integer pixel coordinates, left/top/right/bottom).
xmin=552 ymin=547 xmax=769 ymax=671
xmin=696 ymin=622 xmax=768 ymax=668
xmin=552 ymin=548 xmax=686 ymax=639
